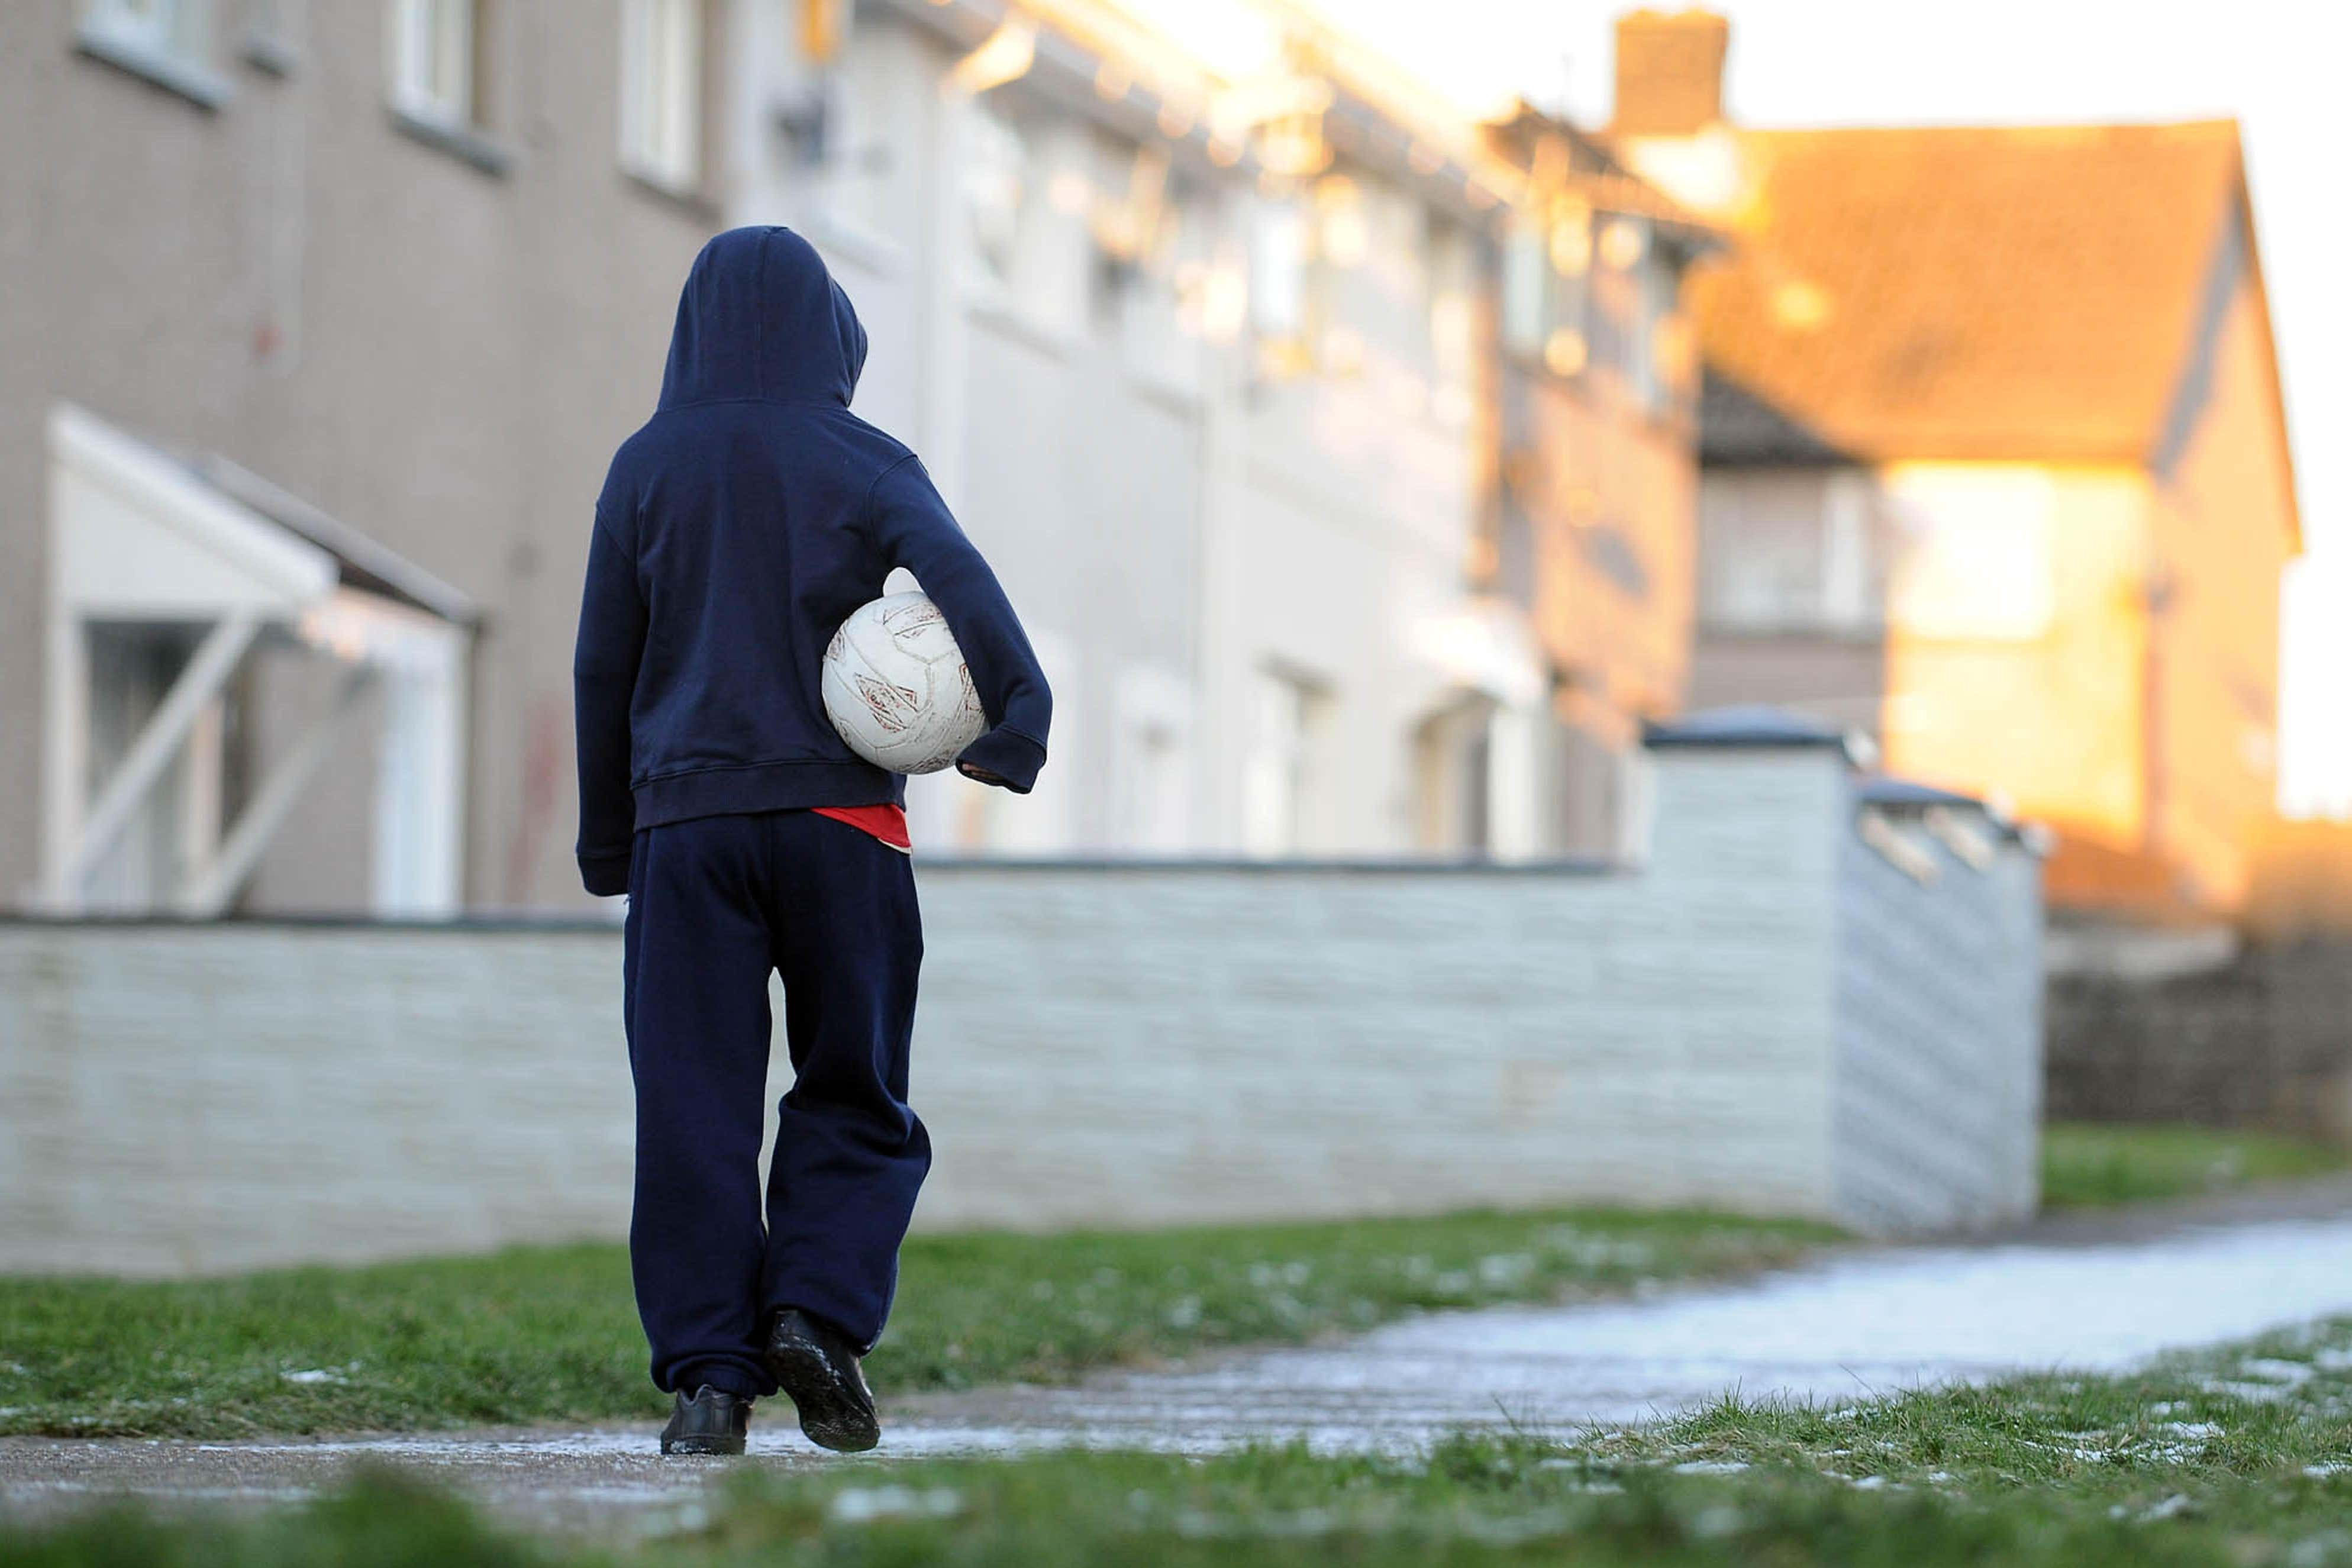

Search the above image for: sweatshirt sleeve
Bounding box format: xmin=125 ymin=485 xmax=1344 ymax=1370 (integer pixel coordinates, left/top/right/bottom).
xmin=866 ymin=454 xmax=1051 ymax=792
xmin=572 ymin=505 xmax=646 ymax=896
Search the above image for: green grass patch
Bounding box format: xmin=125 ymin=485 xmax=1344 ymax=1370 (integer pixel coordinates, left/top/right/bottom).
xmin=15 ymin=1318 xmax=2352 ymax=1566
xmin=0 ymin=1207 xmax=1831 ymax=1438
xmin=2041 ymin=1122 xmax=2348 ymax=1210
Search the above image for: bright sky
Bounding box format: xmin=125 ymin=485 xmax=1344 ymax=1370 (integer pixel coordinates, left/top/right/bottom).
xmin=1130 ymin=0 xmax=2350 ymax=814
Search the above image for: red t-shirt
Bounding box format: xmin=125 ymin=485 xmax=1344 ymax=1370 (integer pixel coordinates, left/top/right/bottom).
xmin=811 ymin=804 xmax=912 ymax=853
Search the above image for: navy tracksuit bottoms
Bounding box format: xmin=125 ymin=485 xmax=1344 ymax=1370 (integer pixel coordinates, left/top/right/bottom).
xmin=622 ymin=809 xmax=929 ymax=1399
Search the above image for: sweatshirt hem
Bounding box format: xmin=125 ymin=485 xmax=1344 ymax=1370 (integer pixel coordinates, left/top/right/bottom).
xmin=633 ymin=758 xmax=902 ymax=828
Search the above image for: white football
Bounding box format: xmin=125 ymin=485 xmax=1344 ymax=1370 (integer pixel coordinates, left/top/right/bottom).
xmin=821 ymin=592 xmax=986 ymax=775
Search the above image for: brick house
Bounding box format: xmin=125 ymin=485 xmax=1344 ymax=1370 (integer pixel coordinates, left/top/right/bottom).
xmin=1611 ymin=8 xmax=2302 ymax=918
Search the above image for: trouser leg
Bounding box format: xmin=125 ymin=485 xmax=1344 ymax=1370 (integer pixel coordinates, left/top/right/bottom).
xmin=624 ymin=815 xmax=778 ymax=1398
xmin=759 ymin=810 xmax=930 ymax=1351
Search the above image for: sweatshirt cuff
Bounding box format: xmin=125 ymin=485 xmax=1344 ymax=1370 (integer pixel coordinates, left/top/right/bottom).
xmin=579 ymin=850 xmax=632 ymax=898
xmin=957 ymin=727 xmax=1046 ymax=793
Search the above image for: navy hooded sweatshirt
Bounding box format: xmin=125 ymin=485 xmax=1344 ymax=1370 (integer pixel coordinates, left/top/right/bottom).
xmin=572 ymin=227 xmax=1051 ymax=896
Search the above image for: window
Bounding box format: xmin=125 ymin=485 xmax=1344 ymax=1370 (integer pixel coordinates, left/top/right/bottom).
xmin=619 ymin=0 xmax=702 ymax=192
xmin=1248 ymin=198 xmax=1309 ymax=342
xmin=1111 ymin=667 xmax=1193 ymax=853
xmin=1315 ymin=176 xmax=1370 ymax=270
xmin=85 ymin=0 xmax=212 ymax=64
xmin=1362 ymin=182 xmax=1430 ymax=308
xmin=1241 ymin=666 xmax=1327 ymax=858
xmin=388 ymin=0 xmax=479 ymax=128
xmin=816 ymin=24 xmax=900 ymax=240
xmin=909 ymin=628 xmax=1077 ymax=856
xmin=241 ymin=0 xmax=297 ymax=73
xmin=79 ymin=0 xmax=228 ymax=105
xmin=964 ymin=104 xmax=1030 ymax=295
xmin=1115 ymin=721 xmax=1188 ymax=852
xmin=1698 ymin=469 xmax=1885 ymax=634
xmin=1501 ymin=203 xmax=1590 ymax=378
xmin=1097 ymin=140 xmax=1206 ymax=393
xmin=1591 ymin=214 xmax=1677 ymax=405
xmin=1502 ymin=222 xmax=1548 ymax=358
xmin=962 ymin=103 xmax=1088 ymax=338
xmin=1883 ymin=466 xmax=2056 ymax=641
xmin=1413 ymin=695 xmax=1495 ymax=854
xmin=1427 ymin=219 xmax=1475 ymax=425
xmin=1629 ymin=244 xmax=1676 ymax=413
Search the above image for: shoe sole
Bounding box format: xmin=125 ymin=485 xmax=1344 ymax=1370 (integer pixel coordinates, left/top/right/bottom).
xmin=765 ymin=1327 xmax=881 ymax=1453
xmin=659 ymin=1434 xmax=745 ymax=1456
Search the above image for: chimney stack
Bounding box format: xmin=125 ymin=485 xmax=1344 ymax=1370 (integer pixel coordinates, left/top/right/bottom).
xmin=1611 ymin=9 xmax=1729 ymax=136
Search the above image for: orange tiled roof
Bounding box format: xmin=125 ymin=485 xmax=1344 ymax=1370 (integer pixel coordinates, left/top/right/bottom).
xmin=1691 ymin=120 xmax=2246 ymax=463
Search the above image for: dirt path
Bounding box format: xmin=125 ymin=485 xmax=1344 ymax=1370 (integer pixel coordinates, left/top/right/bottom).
xmin=10 ymin=1183 xmax=2352 ymax=1527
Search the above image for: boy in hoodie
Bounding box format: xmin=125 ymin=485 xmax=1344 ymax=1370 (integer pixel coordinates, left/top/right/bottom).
xmin=574 ymin=227 xmax=1050 ymax=1456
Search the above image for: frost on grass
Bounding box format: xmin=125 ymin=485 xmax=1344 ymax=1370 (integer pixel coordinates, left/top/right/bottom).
xmin=2290 ymin=1533 xmax=2352 ymax=1568
xmin=2202 ymin=1355 xmax=2319 ymax=1403
xmin=827 ymin=1485 xmax=963 ymax=1525
xmin=2107 ymin=1493 xmax=2198 ymax=1524
xmin=1558 ymin=1314 xmax=2352 ymax=1501
xmin=2046 ymin=1430 xmax=2213 ymax=1465
xmin=1535 ymin=1227 xmax=1659 ymax=1272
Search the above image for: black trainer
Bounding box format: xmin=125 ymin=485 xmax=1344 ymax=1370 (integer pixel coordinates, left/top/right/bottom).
xmin=763 ymin=1308 xmax=880 ymax=1452
xmin=659 ymin=1384 xmax=752 ymax=1456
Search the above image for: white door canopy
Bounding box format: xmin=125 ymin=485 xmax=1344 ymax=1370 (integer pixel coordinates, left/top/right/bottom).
xmin=38 ymin=403 xmax=479 ymax=918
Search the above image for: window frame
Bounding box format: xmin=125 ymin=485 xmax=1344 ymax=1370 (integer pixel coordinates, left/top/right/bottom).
xmin=86 ymin=0 xmax=204 ymax=56
xmin=386 ymin=0 xmax=477 ymax=129
xmin=240 ymin=0 xmax=298 ymax=73
xmin=1098 ymin=138 xmax=1207 ymax=400
xmin=1500 ymin=205 xmax=1593 ymax=383
xmin=1241 ymin=664 xmax=1330 ymax=859
xmin=1248 ymin=196 xmax=1311 ymax=345
xmin=960 ymin=101 xmax=1090 ymax=346
xmin=1501 ymin=220 xmax=1549 ymax=360
xmin=618 ymin=0 xmax=704 ymax=197
xmin=1425 ymin=216 xmax=1476 ymax=425
xmin=1697 ymin=468 xmax=1888 ymax=637
xmin=962 ymin=98 xmax=1032 ymax=302
xmin=1627 ymin=237 xmax=1676 ymax=416
xmin=76 ymin=0 xmax=231 ymax=108
xmin=384 ymin=0 xmax=510 ymax=175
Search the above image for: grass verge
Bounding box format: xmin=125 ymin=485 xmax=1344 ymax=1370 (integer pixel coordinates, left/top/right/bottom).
xmin=2041 ymin=1121 xmax=2348 ymax=1209
xmin=12 ymin=1317 xmax=2352 ymax=1566
xmin=0 ymin=1206 xmax=1832 ymax=1438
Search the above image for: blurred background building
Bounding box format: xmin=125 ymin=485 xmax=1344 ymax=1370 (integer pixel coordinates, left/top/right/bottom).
xmin=1 ymin=0 xmax=1712 ymax=918
xmin=0 ymin=1 xmax=2303 ymax=923
xmin=1608 ymin=10 xmax=2302 ymax=922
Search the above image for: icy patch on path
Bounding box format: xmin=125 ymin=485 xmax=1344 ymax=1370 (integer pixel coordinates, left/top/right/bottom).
xmin=1395 ymin=1215 xmax=2352 ymax=1377
xmin=887 ymin=1214 xmax=2352 ymax=1452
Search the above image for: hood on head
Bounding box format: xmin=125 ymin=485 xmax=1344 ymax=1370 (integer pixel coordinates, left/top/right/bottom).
xmin=657 ymin=226 xmax=868 ymax=409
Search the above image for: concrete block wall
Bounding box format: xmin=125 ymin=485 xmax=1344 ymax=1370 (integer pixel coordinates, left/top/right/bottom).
xmin=0 ymin=741 xmax=2043 ymax=1276
xmin=1832 ymin=804 xmax=2044 ymax=1231
xmin=914 ymin=746 xmax=1846 ymax=1234
xmin=0 ymin=923 xmax=634 ymax=1276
